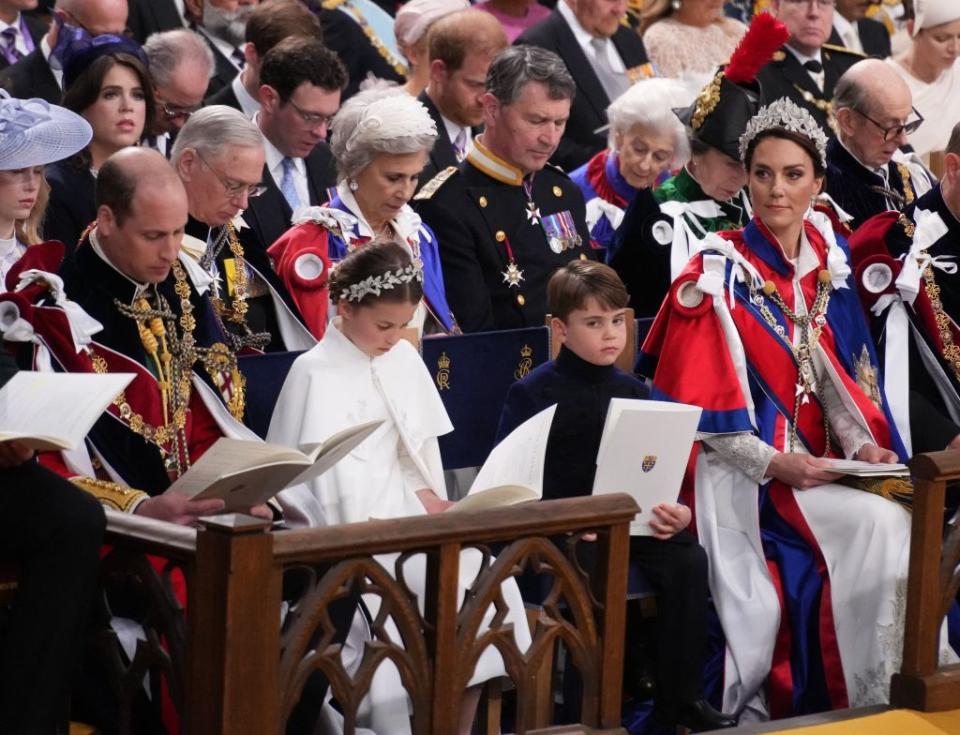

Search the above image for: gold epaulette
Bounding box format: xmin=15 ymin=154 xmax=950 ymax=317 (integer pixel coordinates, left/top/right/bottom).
xmin=321 ymin=0 xmax=348 ymax=9
xmin=823 ymin=43 xmax=866 ymax=57
xmin=70 ymin=476 xmax=148 ymax=513
xmin=413 ymin=166 xmax=457 ymax=201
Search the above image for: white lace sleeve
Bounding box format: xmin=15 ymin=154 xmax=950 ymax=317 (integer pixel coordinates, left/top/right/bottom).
xmin=820 ymin=373 xmax=874 ymax=458
xmin=701 ymin=432 xmax=779 ymax=484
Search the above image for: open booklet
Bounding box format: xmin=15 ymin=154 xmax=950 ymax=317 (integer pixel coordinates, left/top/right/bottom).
xmin=0 ymin=371 xmax=136 ymax=451
xmin=822 ymin=458 xmax=910 ymax=478
xmin=167 ymin=420 xmax=383 ymax=511
xmin=447 ymin=404 xmax=557 ymax=513
xmin=592 ymin=398 xmax=702 ymax=536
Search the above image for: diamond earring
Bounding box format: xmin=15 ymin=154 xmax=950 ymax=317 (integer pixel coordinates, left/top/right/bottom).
xmin=348 ymin=179 xmax=359 ymax=192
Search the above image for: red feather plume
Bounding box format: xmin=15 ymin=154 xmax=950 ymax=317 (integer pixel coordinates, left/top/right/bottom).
xmin=723 ymin=12 xmax=790 ymax=85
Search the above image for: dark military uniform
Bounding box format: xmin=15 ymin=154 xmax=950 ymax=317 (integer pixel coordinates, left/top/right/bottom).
xmin=413 ymin=138 xmax=592 ymax=332
xmin=757 ymin=44 xmax=864 ymax=134
xmin=825 ymin=136 xmax=927 ymax=230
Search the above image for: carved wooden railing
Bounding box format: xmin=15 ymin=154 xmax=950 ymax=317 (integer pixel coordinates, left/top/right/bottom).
xmin=890 ymin=450 xmax=960 ymax=711
xmin=98 ymin=494 xmax=638 ymax=735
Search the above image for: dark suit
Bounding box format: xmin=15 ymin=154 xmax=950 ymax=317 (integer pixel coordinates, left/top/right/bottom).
xmin=0 ymin=46 xmax=59 ymax=103
xmin=127 ymin=0 xmax=184 ymax=43
xmin=515 ymin=11 xmax=650 ymax=171
xmin=828 ymin=17 xmax=891 ymax=59
xmin=205 ymin=78 xmax=243 ymax=111
xmin=193 ymin=27 xmax=241 ymax=100
xmin=418 ymin=90 xmax=459 ymax=189
xmin=43 ymin=159 xmax=96 ymax=256
xmin=0 ymin=352 xmax=107 ymax=735
xmin=241 ymin=143 xmax=337 ymax=254
xmin=318 ymin=6 xmax=405 ymax=101
xmin=757 ymin=44 xmax=863 ymax=134
xmin=0 ymin=14 xmax=45 ymax=73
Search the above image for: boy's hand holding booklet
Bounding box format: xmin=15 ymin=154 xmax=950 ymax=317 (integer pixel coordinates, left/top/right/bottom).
xmin=166 ymin=421 xmax=382 ymax=512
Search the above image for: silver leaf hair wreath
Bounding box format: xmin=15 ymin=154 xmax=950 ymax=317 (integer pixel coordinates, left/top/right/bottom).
xmin=339 ymin=262 xmax=424 ymax=303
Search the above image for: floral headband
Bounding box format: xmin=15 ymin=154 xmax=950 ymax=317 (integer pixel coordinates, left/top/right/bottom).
xmin=339 ymin=262 xmax=424 ymax=303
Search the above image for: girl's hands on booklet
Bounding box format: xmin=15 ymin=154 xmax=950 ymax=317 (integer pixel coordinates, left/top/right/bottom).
xmin=649 ymin=503 xmax=691 ymax=540
xmin=416 ymin=488 xmax=456 ymax=514
xmin=854 ymin=444 xmax=898 ymax=464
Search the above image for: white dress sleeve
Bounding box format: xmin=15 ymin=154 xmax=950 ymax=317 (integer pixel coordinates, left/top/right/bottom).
xmin=702 ymin=432 xmax=779 ymax=485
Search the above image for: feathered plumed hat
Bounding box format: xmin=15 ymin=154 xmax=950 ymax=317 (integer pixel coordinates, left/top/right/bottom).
xmin=675 ymin=13 xmax=789 ymax=161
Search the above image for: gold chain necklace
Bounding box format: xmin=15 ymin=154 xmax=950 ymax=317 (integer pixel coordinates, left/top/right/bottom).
xmin=751 ymin=270 xmax=834 ymax=454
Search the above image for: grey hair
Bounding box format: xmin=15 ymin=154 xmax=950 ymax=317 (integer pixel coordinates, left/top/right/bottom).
xmin=606 ymin=78 xmax=691 ymax=168
xmin=170 ymin=105 xmax=263 ymax=164
xmin=487 ymin=45 xmax=575 ymax=106
xmin=143 ymin=29 xmax=215 ymax=88
xmin=832 ymin=67 xmax=873 ymax=114
xmin=329 ymin=87 xmax=438 ymax=182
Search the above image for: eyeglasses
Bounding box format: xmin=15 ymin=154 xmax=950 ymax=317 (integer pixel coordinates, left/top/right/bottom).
xmin=195 ymin=150 xmax=267 ymax=199
xmin=853 ymin=106 xmax=924 ymax=142
xmin=781 ymin=0 xmax=836 ymax=7
xmin=161 ymin=102 xmax=200 ymax=121
xmin=287 ymin=98 xmax=335 ymax=129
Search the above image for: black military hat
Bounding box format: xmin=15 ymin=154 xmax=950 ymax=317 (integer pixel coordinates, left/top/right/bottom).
xmin=674 ymin=12 xmax=789 ymax=162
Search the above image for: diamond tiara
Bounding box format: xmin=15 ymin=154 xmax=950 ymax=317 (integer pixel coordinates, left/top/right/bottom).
xmin=338 ymin=262 xmax=424 ymax=303
xmin=738 ymin=98 xmax=828 ymax=168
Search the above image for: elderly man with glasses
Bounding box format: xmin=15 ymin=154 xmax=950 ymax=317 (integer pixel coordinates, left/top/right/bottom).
xmin=171 ymin=104 xmax=317 ymax=352
xmin=758 ymin=0 xmax=865 ymax=134
xmin=826 ymin=57 xmax=934 ymax=229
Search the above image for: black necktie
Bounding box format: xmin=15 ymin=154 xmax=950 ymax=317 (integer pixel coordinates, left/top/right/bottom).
xmin=803 ymin=59 xmax=823 ymax=74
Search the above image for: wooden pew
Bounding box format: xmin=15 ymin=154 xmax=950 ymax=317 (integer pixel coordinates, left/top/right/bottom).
xmin=890 ymin=450 xmax=960 ymax=711
xmin=98 ymin=494 xmax=639 ymax=734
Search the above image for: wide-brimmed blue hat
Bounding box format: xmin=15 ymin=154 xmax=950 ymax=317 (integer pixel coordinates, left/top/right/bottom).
xmin=0 ymin=92 xmax=93 ymax=170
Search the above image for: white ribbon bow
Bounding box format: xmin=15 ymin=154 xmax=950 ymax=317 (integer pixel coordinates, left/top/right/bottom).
xmin=698 ymin=232 xmax=765 ymax=309
xmin=895 ymin=208 xmax=950 ymax=306
xmin=660 ymin=199 xmax=725 ymax=281
xmin=806 ymin=209 xmax=852 ymax=289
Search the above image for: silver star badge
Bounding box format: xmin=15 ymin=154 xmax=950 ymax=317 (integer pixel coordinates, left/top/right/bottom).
xmin=502 ymin=262 xmax=524 ymax=288
xmin=526 ymin=202 xmax=541 ymax=225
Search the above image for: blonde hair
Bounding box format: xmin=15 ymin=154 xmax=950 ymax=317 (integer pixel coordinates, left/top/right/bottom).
xmin=18 ymin=177 xmax=49 ymax=246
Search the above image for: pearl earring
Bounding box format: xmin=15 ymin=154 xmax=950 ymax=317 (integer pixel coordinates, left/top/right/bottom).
xmin=348 ymin=179 xmax=359 ymax=192
xmin=671 ymin=0 xmax=681 ymax=9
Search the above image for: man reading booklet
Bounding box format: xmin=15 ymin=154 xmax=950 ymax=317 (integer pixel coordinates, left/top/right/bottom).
xmin=495 ymin=261 xmax=736 ymax=732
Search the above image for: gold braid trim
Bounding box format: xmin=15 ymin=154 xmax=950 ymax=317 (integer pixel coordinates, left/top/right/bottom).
xmin=336 ymin=2 xmax=407 ymax=77
xmin=691 ymin=72 xmax=723 ymax=131
xmin=922 ymin=264 xmax=960 ymax=385
xmin=70 ymin=476 xmax=148 ymax=513
xmin=896 ymin=163 xmax=915 ymax=206
xmin=838 ymin=475 xmax=913 ymax=510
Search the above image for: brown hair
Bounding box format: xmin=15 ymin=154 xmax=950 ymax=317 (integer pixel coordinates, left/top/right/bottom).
xmin=61 ymin=53 xmax=156 ymax=166
xmin=427 ymin=9 xmax=507 ymax=72
xmin=548 ymin=260 xmax=629 ymax=321
xmin=743 ymin=128 xmax=827 ymax=178
xmin=246 ymin=0 xmax=324 ymax=58
xmin=329 ymin=239 xmax=424 ymax=306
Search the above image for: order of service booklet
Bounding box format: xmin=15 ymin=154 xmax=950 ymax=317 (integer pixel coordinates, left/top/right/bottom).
xmin=0 ymin=371 xmax=136 ymax=451
xmin=592 ymin=398 xmax=702 ymax=536
xmin=447 ymin=404 xmax=557 ymax=513
xmin=166 ymin=420 xmax=383 ymax=511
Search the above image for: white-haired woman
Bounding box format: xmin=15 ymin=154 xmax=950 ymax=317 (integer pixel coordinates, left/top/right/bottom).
xmin=569 ymin=78 xmax=690 ymax=252
xmin=268 ymin=89 xmax=458 ymax=339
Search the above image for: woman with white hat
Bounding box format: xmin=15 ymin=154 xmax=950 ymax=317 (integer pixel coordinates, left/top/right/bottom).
xmin=888 ymin=0 xmax=960 ymax=159
xmin=0 ymin=92 xmax=92 ymax=291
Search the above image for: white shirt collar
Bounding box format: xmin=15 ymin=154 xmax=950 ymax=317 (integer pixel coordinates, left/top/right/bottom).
xmin=440 ymin=113 xmax=469 ymax=150
xmin=795 ymin=227 xmax=819 ymax=280
xmin=88 ymin=227 xmax=149 ymax=298
xmin=255 ymin=112 xmax=306 ymax=182
xmin=785 ymin=43 xmax=823 ymax=67
xmin=557 ymin=1 xmax=625 ymax=72
xmin=232 ymin=72 xmax=260 ymax=118
xmin=196 ymin=26 xmax=242 ymax=71
xmin=335 ymin=181 xmax=423 ymax=242
xmin=40 ymin=35 xmax=63 ymax=89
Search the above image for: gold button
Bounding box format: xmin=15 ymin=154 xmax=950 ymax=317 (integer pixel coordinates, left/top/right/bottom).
xmin=479 ymin=196 xmax=488 ymax=207
xmin=516 ymin=293 xmax=525 ymax=306
xmin=579 ymin=253 xmax=587 ymax=261
xmin=495 ymin=230 xmax=506 ymax=242
xmin=552 ymin=186 xmax=562 ymax=197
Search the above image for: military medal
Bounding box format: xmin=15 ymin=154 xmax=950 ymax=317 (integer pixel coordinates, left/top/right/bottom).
xmin=548 ymin=236 xmax=563 ymax=254
xmin=522 ymin=178 xmax=540 ymax=225
xmin=496 ymin=232 xmax=524 ymax=289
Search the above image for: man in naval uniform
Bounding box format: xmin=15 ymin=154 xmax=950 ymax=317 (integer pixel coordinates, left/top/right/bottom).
xmin=826 ymin=58 xmax=932 ymax=229
xmin=413 ymin=46 xmax=591 ymax=332
xmin=758 ymin=0 xmax=864 ymax=134
xmin=848 ymin=122 xmax=960 ymax=454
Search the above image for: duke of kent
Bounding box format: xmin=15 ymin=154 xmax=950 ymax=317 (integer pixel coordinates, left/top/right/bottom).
xmin=1 ymin=149 xmax=265 ymax=522
xmin=413 ymin=46 xmax=592 ymax=333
